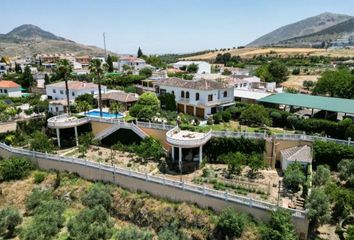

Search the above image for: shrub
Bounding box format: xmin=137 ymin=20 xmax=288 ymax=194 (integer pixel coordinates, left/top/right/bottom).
xmin=115 ymin=227 xmax=153 ymax=240
xmin=25 ymin=188 xmax=53 ymax=213
xmin=305 ymin=188 xmax=331 ymax=226
xmin=81 ymin=183 xmax=112 ymax=211
xmin=312 ymin=165 xmax=330 ymax=187
xmin=0 ymin=207 xmax=22 ymax=238
xmin=283 ymin=162 xmax=306 ymax=192
xmin=0 ymin=157 xmax=33 ymax=181
xmin=313 ymin=141 xmax=354 ymax=169
xmin=213 ymin=112 xmax=222 ymax=124
xmin=215 ymin=207 xmax=249 ymax=239
xmin=221 ymin=111 xmax=231 ymax=122
xmin=158 ymin=221 xmax=187 ymax=240
xmin=240 ymin=104 xmax=271 ymax=126
xmin=219 ymin=152 xmax=245 ymax=176
xmin=29 ymin=131 xmax=55 ymax=153
xmin=67 ymin=205 xmax=113 ymax=240
xmin=33 ymin=171 xmax=46 ymax=184
xmin=338 ymin=159 xmax=354 ymax=187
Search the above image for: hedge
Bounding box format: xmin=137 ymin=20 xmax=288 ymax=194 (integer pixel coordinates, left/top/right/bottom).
xmin=313 ymin=141 xmax=354 ymax=169
xmin=203 ymin=137 xmax=265 ymax=163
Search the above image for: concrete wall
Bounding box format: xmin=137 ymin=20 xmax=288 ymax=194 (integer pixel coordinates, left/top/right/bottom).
xmin=0 ymin=148 xmax=309 ymax=239
xmin=139 ymin=127 xmax=170 ymax=150
xmin=91 ymin=121 xmax=113 ymax=136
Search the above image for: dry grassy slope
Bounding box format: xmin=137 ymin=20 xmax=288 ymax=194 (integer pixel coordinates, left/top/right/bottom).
xmin=183 ymin=47 xmax=354 ymax=61
xmin=0 ymin=170 xmax=262 ymax=240
xmin=0 ymin=39 xmax=109 ymax=57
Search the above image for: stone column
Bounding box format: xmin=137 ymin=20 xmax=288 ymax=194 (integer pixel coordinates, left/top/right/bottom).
xmin=56 ymin=128 xmax=61 ymax=148
xmin=179 ymin=147 xmax=182 ymax=173
xmin=74 ymin=126 xmax=79 ymax=146
xmin=171 ymin=146 xmax=175 ymax=161
xmin=199 ymin=145 xmax=203 ymax=164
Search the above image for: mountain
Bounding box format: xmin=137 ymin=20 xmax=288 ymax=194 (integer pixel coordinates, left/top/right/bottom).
xmin=0 ymin=24 xmax=109 ymax=57
xmin=281 ymin=17 xmax=354 ymax=46
xmin=248 ymin=12 xmax=352 ymax=47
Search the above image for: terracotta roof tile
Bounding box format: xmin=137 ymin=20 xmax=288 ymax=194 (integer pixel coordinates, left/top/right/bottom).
xmin=0 ymin=80 xmax=21 ymax=88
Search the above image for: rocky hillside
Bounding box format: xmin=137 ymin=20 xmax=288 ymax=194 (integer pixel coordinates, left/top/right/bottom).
xmin=0 ymin=24 xmax=108 ymax=57
xmin=248 ymin=12 xmax=352 ymax=47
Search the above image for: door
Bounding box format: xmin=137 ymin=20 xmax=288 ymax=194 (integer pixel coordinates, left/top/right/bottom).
xmin=186 ymin=105 xmax=194 ymax=115
xmin=177 ymin=104 xmax=185 ymax=113
xmin=196 ymin=107 xmax=205 ymax=118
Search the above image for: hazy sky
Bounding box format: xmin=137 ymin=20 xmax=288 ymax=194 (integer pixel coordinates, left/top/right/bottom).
xmin=1 ymin=0 xmax=354 ymax=54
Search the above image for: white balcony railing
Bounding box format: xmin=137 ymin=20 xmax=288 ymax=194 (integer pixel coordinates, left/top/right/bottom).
xmin=166 ymin=126 xmax=212 ymax=147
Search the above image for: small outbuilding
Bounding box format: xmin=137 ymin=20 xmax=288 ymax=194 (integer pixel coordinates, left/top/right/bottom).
xmin=280 ymin=145 xmax=312 ymax=171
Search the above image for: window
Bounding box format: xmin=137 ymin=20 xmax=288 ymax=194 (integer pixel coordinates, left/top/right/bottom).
xmin=0 ymin=89 xmax=2 ymax=93
xmin=4 ymin=89 xmax=7 ymax=93
xmin=195 ymin=92 xmax=200 ymax=101
xmin=243 ymin=83 xmax=247 ymax=87
xmin=72 ymin=92 xmax=75 ymax=97
xmin=181 ymin=91 xmax=185 ymax=98
xmin=172 ymin=91 xmax=175 ymax=95
xmin=91 ymin=91 xmax=95 ymax=95
xmin=160 ymin=89 xmax=166 ymax=95
xmin=223 ymin=91 xmax=227 ymax=97
xmin=53 ymin=89 xmax=56 ymax=93
xmin=208 ymin=94 xmax=213 ymax=101
xmin=235 ymin=84 xmax=238 ymax=88
xmin=186 ymin=91 xmax=189 ymax=99
xmin=60 ymin=90 xmax=64 ymax=94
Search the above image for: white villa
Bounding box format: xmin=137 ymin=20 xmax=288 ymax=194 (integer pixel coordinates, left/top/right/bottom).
xmin=46 ymin=81 xmax=107 ymax=100
xmin=173 ymin=61 xmax=211 ymax=74
xmin=48 ymin=99 xmax=74 ymax=115
xmin=0 ymin=80 xmax=22 ymax=97
xmin=155 ymin=77 xmax=234 ymax=118
xmin=113 ymin=56 xmax=146 ymax=71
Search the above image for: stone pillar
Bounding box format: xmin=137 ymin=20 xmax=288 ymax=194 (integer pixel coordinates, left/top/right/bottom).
xmin=178 ymin=147 xmax=182 ymax=173
xmin=74 ymin=126 xmax=79 ymax=146
xmin=171 ymin=146 xmax=175 ymax=161
xmin=56 ymin=128 xmax=61 ymax=148
xmin=199 ymin=145 xmax=203 ymax=164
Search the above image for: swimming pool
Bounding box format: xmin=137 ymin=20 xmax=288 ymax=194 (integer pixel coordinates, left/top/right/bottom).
xmin=86 ymin=110 xmax=123 ymax=118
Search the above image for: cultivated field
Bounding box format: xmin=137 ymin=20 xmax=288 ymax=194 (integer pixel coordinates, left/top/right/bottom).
xmin=182 ymin=47 xmax=354 ymax=60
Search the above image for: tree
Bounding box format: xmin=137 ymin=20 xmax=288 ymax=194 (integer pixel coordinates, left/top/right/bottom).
xmin=255 ymin=61 xmax=288 ymax=84
xmin=260 ymin=208 xmax=297 ymax=240
xmin=0 ymin=157 xmax=33 ymax=181
xmin=139 ymin=67 xmax=152 ymax=77
xmin=55 ymin=59 xmax=73 ymax=115
xmin=215 ymin=207 xmax=248 ymax=239
xmin=14 ymin=62 xmax=22 ymax=73
xmin=347 ymin=225 xmax=354 ymax=240
xmin=283 ymin=162 xmax=306 ymax=192
xmin=67 ymin=205 xmax=113 ymax=240
xmin=219 ymin=152 xmax=245 ymax=176
xmin=312 ymin=165 xmax=330 ymax=187
xmin=21 ymin=65 xmax=34 ymax=89
xmin=106 ymin=55 xmax=114 ymax=72
xmin=115 ymin=227 xmax=153 ymax=240
xmin=186 ymin=63 xmax=199 ymax=73
xmin=75 ymin=93 xmax=95 ymax=106
xmin=0 ymin=207 xmax=22 ymax=238
xmin=81 ymin=183 xmax=112 ymax=210
xmin=77 ymin=101 xmax=92 ymax=115
xmin=89 ymin=59 xmax=104 ymax=117
xmin=44 ymin=73 xmax=50 ymax=84
xmin=158 ymin=221 xmax=187 ymax=240
xmin=78 ymin=132 xmax=94 ymax=157
xmin=135 ymin=137 xmax=165 ymax=162
xmin=137 ymin=47 xmax=144 ymax=58
xmin=159 ymin=93 xmax=176 ymax=111
xmin=292 ymin=68 xmax=300 ymax=75
xmin=305 ymin=188 xmax=331 ymax=227
xmin=248 ymin=153 xmax=265 ymax=177
xmin=129 ymin=92 xmax=160 ymax=121
xmin=109 ymin=102 xmax=124 ymax=118
xmin=25 ymin=188 xmax=53 ymax=212
xmin=30 ymin=131 xmax=55 ymax=153
xmin=338 ymin=159 xmax=354 ymax=186
xmin=240 ymin=104 xmax=271 ymax=127
xmin=303 ymin=80 xmax=315 ymax=90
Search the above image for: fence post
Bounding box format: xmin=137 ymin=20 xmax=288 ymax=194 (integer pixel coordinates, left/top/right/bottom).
xmin=182 ymin=181 xmax=185 ymax=190
xmin=249 ymin=197 xmax=253 ymax=207
xmin=163 ymin=176 xmax=166 ymax=185
xmin=129 ymin=169 xmax=132 ymax=176
xmin=145 ymin=173 xmax=148 ymax=181
xmin=224 ymin=191 xmax=228 ymax=201
xmin=149 ymin=121 xmax=151 ymax=128
xmin=162 ymin=121 xmax=165 ymax=130
xmin=348 ymin=137 xmax=352 ymax=146
xmin=203 ymin=185 xmax=206 ymax=195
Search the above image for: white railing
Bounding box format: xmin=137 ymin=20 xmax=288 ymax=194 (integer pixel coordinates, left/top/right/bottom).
xmin=0 ymin=142 xmax=307 ymax=219
xmin=166 ymin=126 xmax=213 ymax=146
xmin=47 ymin=115 xmax=90 ymax=128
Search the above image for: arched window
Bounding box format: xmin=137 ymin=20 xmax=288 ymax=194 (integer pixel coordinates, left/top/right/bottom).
xmin=223 ymin=91 xmax=227 ymax=97
xmin=181 ymin=91 xmax=185 ymax=98
xmin=172 ymin=91 xmax=175 ymax=95
xmin=195 ymin=92 xmax=200 ymax=101
xmin=186 ymin=91 xmax=190 ymax=99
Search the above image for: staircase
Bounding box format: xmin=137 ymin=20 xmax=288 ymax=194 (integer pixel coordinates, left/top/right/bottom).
xmin=94 ymin=122 xmax=148 ymax=141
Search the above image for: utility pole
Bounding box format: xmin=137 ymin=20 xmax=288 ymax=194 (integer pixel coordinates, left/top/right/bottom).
xmin=103 ymin=32 xmax=107 ymax=58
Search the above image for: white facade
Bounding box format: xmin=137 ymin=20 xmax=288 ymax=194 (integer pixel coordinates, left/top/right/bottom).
xmin=46 ymin=81 xmax=107 ymax=100
xmin=156 ymin=78 xmax=234 ymax=118
xmin=173 ymin=61 xmax=211 ymax=74
xmin=0 ymin=87 xmax=22 ymax=97
xmin=0 ymin=63 xmax=8 ymax=75
xmin=113 ymin=56 xmax=146 ymax=71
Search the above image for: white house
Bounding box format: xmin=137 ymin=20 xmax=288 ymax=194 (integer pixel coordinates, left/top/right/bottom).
xmin=113 ymin=56 xmax=146 ymax=71
xmin=48 ymin=99 xmax=74 ymax=115
xmin=155 ymin=77 xmax=234 ymax=118
xmin=280 ymin=145 xmax=312 ymax=171
xmin=0 ymin=80 xmax=22 ymax=97
xmin=173 ymin=61 xmax=211 ymax=74
xmin=0 ymin=63 xmax=8 ymax=75
xmin=46 ymin=81 xmax=107 ymax=100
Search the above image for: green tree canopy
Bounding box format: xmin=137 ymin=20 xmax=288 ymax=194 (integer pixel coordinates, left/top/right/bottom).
xmin=130 ymin=92 xmax=160 ymax=120
xmin=240 ymin=104 xmax=271 ymax=127
xmin=139 ymin=67 xmax=153 ymax=78
xmin=0 ymin=157 xmax=33 ymax=181
xmin=30 ymin=131 xmax=55 ymax=153
xmin=312 ymin=165 xmax=330 ymax=187
xmin=305 ymin=188 xmax=331 ymax=227
xmin=0 ymin=207 xmax=22 ymax=238
xmin=283 ymin=162 xmax=306 ymax=192
xmin=115 ymin=227 xmax=153 ymax=240
xmin=215 ymin=207 xmax=249 ymax=239
xmin=81 ymin=183 xmax=112 ymax=210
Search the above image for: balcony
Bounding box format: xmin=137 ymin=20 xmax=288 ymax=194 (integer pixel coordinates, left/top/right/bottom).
xmin=166 ymin=126 xmax=212 ymax=148
xmin=47 ymin=114 xmax=90 ymax=129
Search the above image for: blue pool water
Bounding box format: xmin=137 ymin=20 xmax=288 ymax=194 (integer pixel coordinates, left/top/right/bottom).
xmin=86 ymin=110 xmax=123 ymax=118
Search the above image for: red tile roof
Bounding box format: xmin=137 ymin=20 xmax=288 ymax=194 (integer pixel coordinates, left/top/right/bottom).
xmin=0 ymin=80 xmax=21 ymax=88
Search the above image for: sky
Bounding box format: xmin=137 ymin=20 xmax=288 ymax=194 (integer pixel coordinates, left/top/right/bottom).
xmin=1 ymin=0 xmax=354 ymax=54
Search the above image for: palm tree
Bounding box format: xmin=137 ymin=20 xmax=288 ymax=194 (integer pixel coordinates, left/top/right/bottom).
xmin=109 ymin=102 xmax=124 ymax=119
xmin=89 ymin=59 xmax=104 ymax=117
xmin=77 ymin=101 xmax=92 ymax=116
xmin=55 ymin=59 xmax=73 ymax=115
